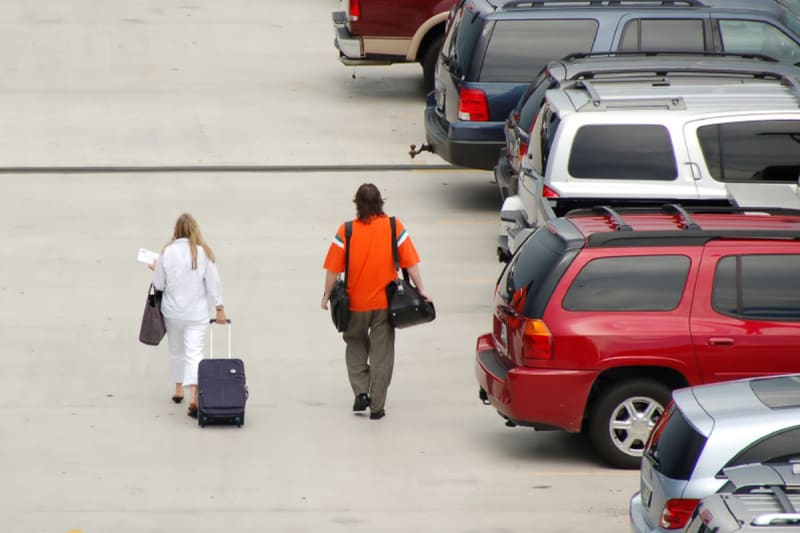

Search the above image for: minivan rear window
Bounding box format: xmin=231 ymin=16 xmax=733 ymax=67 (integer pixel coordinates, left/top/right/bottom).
xmin=568 ymin=125 xmax=677 ymax=180
xmin=646 ymin=403 xmax=707 ymax=481
xmin=697 ymin=120 xmax=800 ymax=182
xmin=479 ymin=19 xmax=598 ymax=83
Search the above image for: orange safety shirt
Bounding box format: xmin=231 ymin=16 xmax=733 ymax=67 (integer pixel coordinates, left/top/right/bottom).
xmin=323 ymin=214 xmax=420 ymax=312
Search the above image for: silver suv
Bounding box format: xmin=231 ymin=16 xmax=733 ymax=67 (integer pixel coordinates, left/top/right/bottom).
xmin=629 ymin=374 xmax=800 ymax=533
xmin=498 ymin=66 xmax=800 ymax=260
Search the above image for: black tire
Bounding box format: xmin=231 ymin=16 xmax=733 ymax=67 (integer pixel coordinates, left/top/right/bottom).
xmin=588 ymin=379 xmax=671 ymax=469
xmin=421 ymin=35 xmax=444 ymax=93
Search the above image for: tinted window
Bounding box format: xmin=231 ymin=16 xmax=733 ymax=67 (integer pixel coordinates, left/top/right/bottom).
xmin=712 ymin=255 xmax=800 ymax=321
xmin=697 ymin=121 xmax=800 ymax=182
xmin=518 ymin=78 xmax=552 ymax=132
xmin=719 ymin=19 xmax=800 ymax=64
xmin=568 ymin=125 xmax=677 ymax=180
xmin=563 ymin=255 xmax=689 ymax=311
xmin=620 ymin=19 xmax=706 ymax=52
xmin=443 ymin=5 xmax=486 ymax=79
xmin=480 ymin=20 xmax=598 ymax=83
xmin=499 ymin=224 xmax=567 ymax=308
xmin=724 ymin=427 xmax=800 ymax=470
xmin=646 ymin=403 xmax=707 ymax=481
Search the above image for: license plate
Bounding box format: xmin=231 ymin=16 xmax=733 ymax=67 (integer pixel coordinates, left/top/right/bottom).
xmin=435 ymin=89 xmax=445 ymax=112
xmin=641 ymin=484 xmax=653 ymax=508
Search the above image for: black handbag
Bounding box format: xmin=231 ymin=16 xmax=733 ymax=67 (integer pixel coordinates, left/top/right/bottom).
xmin=330 ymin=221 xmax=353 ymax=332
xmin=139 ymin=283 xmax=166 ymax=345
xmin=385 ymin=217 xmax=436 ymax=329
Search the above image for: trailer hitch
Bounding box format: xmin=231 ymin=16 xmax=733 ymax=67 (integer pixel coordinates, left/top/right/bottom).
xmin=409 ymin=143 xmax=433 ymax=159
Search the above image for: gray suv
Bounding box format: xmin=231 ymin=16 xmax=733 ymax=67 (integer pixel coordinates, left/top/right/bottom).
xmin=629 ymin=374 xmax=800 ymax=533
xmin=423 ymin=0 xmax=800 ymax=170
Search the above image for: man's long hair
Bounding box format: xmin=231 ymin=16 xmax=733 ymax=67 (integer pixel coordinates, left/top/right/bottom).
xmin=354 ymin=183 xmax=385 ymax=222
xmin=169 ymin=213 xmax=216 ymax=269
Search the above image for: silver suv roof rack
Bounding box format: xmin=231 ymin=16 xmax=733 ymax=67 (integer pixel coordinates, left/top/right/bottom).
xmin=500 ymin=0 xmax=706 ymax=9
xmin=570 ymin=79 xmax=687 ymax=110
xmin=563 ymin=75 xmax=800 ymax=110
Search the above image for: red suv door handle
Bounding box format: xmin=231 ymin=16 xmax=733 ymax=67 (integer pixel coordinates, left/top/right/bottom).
xmin=708 ymin=337 xmax=735 ymax=346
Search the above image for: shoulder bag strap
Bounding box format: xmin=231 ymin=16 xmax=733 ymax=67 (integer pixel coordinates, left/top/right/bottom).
xmin=389 ymin=217 xmax=410 ymax=282
xmin=344 ymin=221 xmax=353 ymax=283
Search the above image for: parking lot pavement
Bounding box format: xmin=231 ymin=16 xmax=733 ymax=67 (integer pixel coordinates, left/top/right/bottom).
xmin=0 ymin=170 xmax=637 ymax=532
xmin=0 ymin=0 xmax=440 ymax=168
xmin=0 ymin=1 xmax=637 ymax=531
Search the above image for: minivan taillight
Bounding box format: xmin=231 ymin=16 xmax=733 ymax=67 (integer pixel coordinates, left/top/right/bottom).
xmin=659 ymin=499 xmax=699 ymax=530
xmin=458 ymin=88 xmax=489 ymax=121
xmin=522 ymin=319 xmax=553 ymax=362
xmin=349 ymin=0 xmax=360 ymax=21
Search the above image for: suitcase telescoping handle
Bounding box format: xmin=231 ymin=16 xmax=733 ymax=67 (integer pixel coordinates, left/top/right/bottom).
xmin=208 ymin=318 xmax=232 ymax=359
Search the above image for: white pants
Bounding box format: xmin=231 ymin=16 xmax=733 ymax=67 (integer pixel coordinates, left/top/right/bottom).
xmin=164 ymin=317 xmax=207 ymax=386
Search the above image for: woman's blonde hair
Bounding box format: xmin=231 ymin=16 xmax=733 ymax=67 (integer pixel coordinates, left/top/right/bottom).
xmin=168 ymin=213 xmax=215 ymax=269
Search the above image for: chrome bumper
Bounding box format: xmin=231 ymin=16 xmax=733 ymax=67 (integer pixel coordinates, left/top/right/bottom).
xmin=332 ymin=11 xmax=363 ymax=60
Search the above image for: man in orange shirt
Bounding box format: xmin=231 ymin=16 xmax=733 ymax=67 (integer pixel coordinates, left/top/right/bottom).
xmin=321 ymin=183 xmax=430 ymax=420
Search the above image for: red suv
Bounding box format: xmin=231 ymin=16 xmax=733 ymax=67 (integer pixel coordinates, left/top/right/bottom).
xmin=476 ymin=205 xmax=800 ymax=469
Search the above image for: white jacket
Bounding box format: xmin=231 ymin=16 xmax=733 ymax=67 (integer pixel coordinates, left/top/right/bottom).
xmin=152 ymin=238 xmax=223 ymax=321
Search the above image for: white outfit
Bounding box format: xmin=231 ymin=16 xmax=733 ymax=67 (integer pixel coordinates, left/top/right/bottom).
xmin=152 ymin=238 xmax=223 ymax=386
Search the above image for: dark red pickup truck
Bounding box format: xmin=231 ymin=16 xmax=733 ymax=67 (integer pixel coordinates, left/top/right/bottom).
xmin=332 ymin=0 xmax=456 ymax=91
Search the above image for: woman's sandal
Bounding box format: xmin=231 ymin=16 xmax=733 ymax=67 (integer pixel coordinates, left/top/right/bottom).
xmin=172 ymin=395 xmax=184 ymax=404
xmin=187 ymin=404 xmax=198 ymax=418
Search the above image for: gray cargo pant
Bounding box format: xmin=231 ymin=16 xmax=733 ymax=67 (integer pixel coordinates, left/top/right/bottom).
xmin=343 ymin=309 xmax=395 ymax=412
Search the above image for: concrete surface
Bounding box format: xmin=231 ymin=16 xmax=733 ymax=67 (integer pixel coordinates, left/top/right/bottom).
xmin=0 ymin=1 xmax=638 ymax=532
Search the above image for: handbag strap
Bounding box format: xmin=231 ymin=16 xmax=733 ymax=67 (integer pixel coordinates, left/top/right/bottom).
xmin=389 ymin=217 xmax=410 ymax=282
xmin=344 ymin=221 xmax=353 ymax=283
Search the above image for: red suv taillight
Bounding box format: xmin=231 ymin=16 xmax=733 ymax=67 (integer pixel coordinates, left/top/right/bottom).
xmin=349 ymin=0 xmax=360 ymax=21
xmin=458 ymin=88 xmax=489 ymax=121
xmin=522 ymin=318 xmax=553 ymax=362
xmin=660 ymin=499 xmax=699 ymax=530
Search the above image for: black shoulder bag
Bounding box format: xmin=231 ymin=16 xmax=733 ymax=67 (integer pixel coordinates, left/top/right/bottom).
xmin=330 ymin=221 xmax=352 ymax=332
xmin=385 ymin=217 xmax=435 ymax=329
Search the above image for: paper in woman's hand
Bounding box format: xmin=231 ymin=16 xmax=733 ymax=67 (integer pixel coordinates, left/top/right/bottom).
xmin=137 ymin=248 xmax=159 ymax=265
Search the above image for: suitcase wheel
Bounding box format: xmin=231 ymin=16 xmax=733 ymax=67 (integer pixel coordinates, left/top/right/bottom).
xmin=235 ymin=415 xmax=243 ymax=427
xmin=199 ymin=414 xmax=209 ymax=428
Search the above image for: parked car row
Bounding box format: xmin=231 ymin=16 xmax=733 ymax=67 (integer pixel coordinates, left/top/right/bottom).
xmin=330 ymin=2 xmax=800 ymax=531
xmin=423 ymin=0 xmax=800 ymax=170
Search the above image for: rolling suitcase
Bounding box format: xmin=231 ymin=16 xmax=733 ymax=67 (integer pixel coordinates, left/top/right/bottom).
xmin=197 ymin=319 xmax=248 ymax=428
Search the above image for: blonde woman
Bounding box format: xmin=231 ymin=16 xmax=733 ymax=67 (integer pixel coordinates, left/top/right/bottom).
xmin=150 ymin=213 xmax=226 ymax=418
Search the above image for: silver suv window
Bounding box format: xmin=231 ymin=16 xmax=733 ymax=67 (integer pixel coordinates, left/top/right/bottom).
xmin=697 ymin=120 xmax=800 ymax=182
xmin=567 ymin=124 xmax=678 ymax=180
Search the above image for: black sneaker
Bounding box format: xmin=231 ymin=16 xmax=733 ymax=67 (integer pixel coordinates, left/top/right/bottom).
xmin=352 ymin=393 xmax=371 ymax=412
xmin=369 ymin=409 xmax=385 ymax=420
